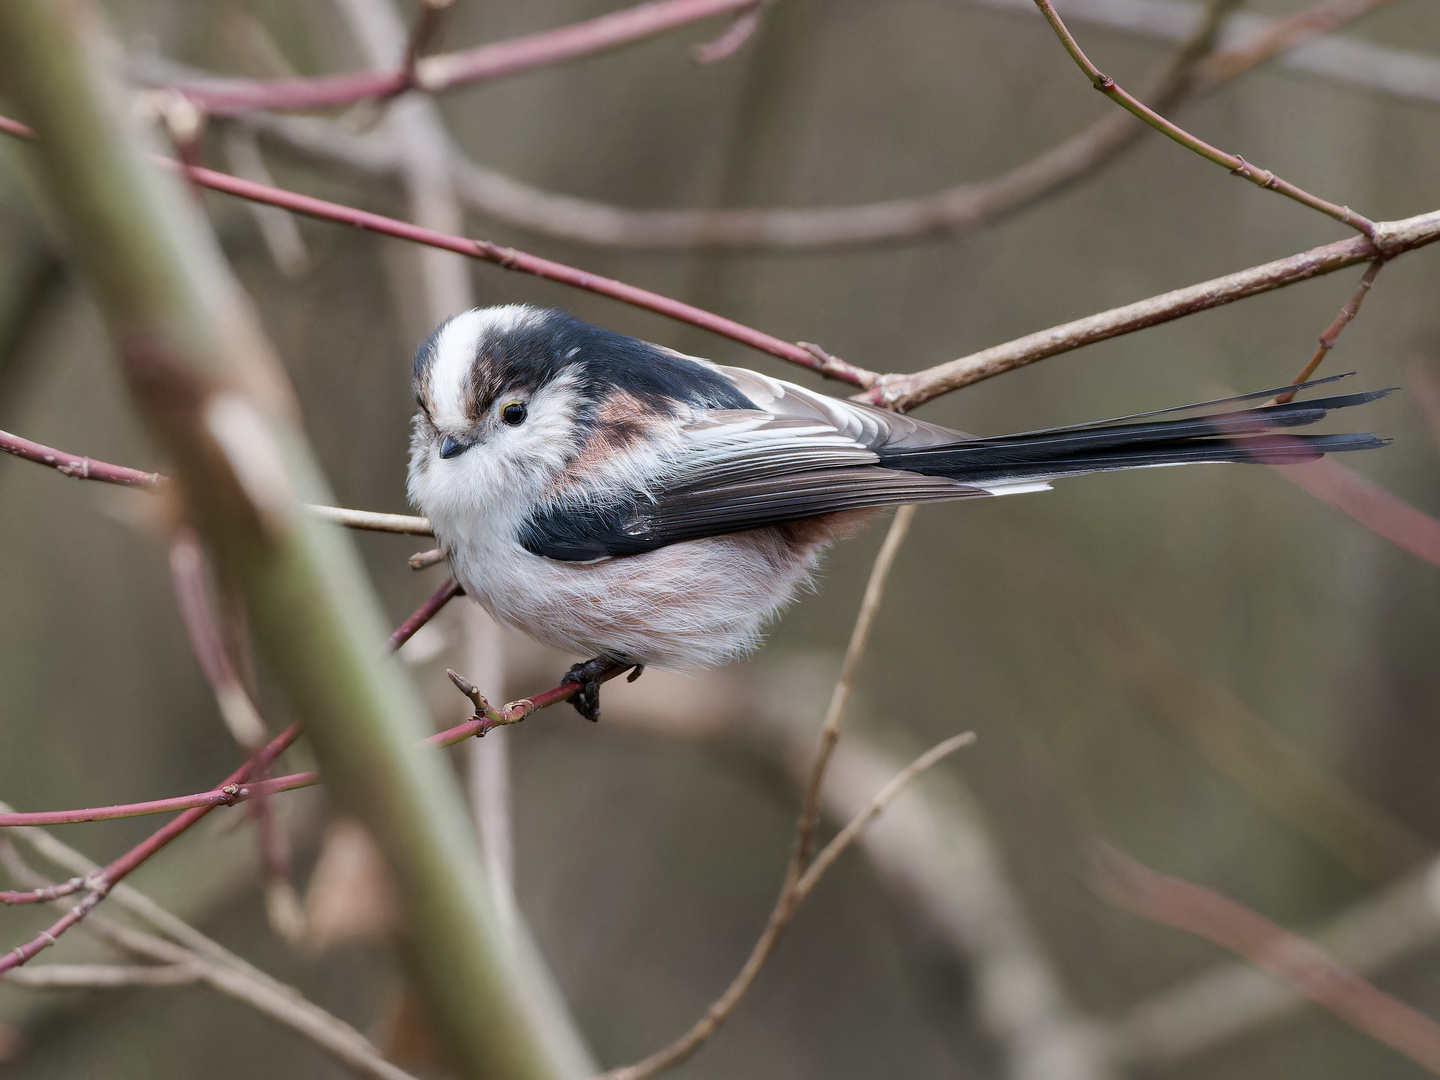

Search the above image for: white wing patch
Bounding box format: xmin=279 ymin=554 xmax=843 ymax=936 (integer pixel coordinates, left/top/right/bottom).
xmin=715 ymin=365 xmax=967 ymax=451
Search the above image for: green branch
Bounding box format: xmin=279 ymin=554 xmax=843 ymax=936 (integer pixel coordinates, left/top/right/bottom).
xmin=0 ymin=3 xmax=588 ymax=1077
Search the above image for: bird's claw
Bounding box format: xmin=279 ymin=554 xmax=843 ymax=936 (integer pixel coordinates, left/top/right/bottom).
xmin=562 ymin=657 xmax=644 ymax=722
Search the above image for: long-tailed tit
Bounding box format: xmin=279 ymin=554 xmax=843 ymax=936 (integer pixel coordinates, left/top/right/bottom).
xmin=407 ymin=305 xmax=1389 ymax=720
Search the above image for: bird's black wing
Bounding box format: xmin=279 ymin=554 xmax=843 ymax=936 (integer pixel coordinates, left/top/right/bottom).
xmin=516 ymin=407 xmax=994 ymax=560
xmin=518 ymin=373 xmax=1391 ymax=561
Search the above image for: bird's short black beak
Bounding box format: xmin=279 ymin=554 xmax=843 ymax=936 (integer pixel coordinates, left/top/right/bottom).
xmin=439 ymin=435 xmax=472 ymax=459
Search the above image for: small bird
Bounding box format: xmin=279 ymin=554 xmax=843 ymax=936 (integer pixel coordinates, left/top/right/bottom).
xmin=407 ymin=305 xmax=1389 ymax=720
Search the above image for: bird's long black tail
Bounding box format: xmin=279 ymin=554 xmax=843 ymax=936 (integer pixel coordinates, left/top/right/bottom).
xmin=877 ymin=375 xmax=1393 ymax=488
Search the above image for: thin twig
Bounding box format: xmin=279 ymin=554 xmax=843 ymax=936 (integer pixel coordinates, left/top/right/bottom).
xmin=1089 ymin=843 xmax=1440 ymax=1077
xmin=161 ymin=0 xmax=762 ymax=114
xmin=8 ymin=117 xmax=1439 ymax=403
xmin=46 ymin=107 xmax=882 ymax=385
xmin=599 ymin=732 xmax=975 ymax=1080
xmin=304 ymin=503 xmax=432 ymax=534
xmin=600 ymin=506 xmax=924 ymax=1079
xmin=1274 ymin=259 xmax=1381 ymax=403
xmin=960 ymin=0 xmax=1424 ymax=105
xmin=0 ymin=427 xmax=162 ymax=486
xmin=1114 ymin=851 xmax=1440 ymax=1067
xmin=169 ymin=529 xmax=268 ymax=749
xmin=397 ymin=0 xmax=454 ymax=91
xmin=0 ymin=652 xmax=625 ymax=831
xmin=0 ymin=426 xmax=433 ymax=534
xmin=2 ymin=962 xmax=204 ymax=988
xmin=408 ymin=546 xmax=446 ymax=570
xmin=0 ymin=580 xmax=460 ymax=949
xmin=1030 ymin=0 xmax=1376 ymax=238
xmin=231 ymin=0 xmax=1397 ymax=251
xmin=390 ymin=578 xmax=463 ymax=651
xmin=0 ymin=837 xmax=421 ymax=1080
xmin=442 ymin=662 xmax=631 ymax=738
xmin=1276 ymin=459 xmax=1440 ymax=569
xmin=796 ymin=505 xmax=916 ymax=865
xmin=861 ymin=208 xmax=1440 ymax=409
xmin=0 ymin=772 xmax=319 ymax=830
xmin=0 ymin=723 xmax=299 ymax=971
xmin=691 ymin=1 xmax=764 ymax=63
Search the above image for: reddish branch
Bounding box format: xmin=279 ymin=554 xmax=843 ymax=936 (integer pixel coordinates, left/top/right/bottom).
xmin=172 ymin=161 xmax=873 ymax=385
xmin=0 ymin=771 xmax=320 ymax=831
xmin=1090 ymin=844 xmax=1440 ymax=1075
xmin=1277 ymin=459 xmax=1440 ymax=569
xmin=0 ymin=114 xmax=874 ymax=386
xmin=1 ymin=428 xmax=162 ymax=487
xmin=389 ymin=578 xmax=463 ymax=650
xmin=9 ymin=113 xmax=1438 ymax=405
xmin=2 ymin=427 xmax=429 ymax=534
xmin=162 ymin=0 xmax=762 ymax=115
xmin=1276 ymin=259 xmax=1382 ymax=403
xmin=0 ymin=614 xmax=626 ymax=831
xmin=0 ymin=722 xmax=300 ymax=970
xmin=0 ymin=576 xmax=468 ymax=966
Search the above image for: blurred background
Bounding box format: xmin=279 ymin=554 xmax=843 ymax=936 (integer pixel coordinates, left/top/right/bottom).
xmin=2 ymin=0 xmax=1440 ymax=1076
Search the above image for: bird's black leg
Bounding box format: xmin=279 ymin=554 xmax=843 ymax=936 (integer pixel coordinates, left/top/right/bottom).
xmin=562 ymin=656 xmax=641 ymax=722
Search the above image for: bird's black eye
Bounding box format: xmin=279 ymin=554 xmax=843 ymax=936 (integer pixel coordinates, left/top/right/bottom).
xmin=501 ymin=401 xmax=528 ymax=426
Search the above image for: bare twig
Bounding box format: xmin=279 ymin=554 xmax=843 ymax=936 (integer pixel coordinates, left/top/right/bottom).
xmin=230 ymin=0 xmax=1398 ymax=251
xmin=1089 ymin=843 xmax=1440 ymax=1076
xmin=691 ymin=1 xmax=764 ymax=63
xmin=0 ymin=427 xmax=162 ymax=487
xmin=1030 ymin=0 xmax=1376 ymax=237
xmin=0 ymin=427 xmax=433 ymax=533
xmin=601 ymin=507 xmax=926 ymax=1079
xmin=0 ymin=723 xmax=299 ymax=971
xmin=3 ymin=963 xmax=204 ymax=988
xmin=397 ymin=0 xmax=455 ymax=91
xmin=600 ymin=732 xmax=975 ymax=1080
xmin=1022 ymin=529 xmax=1432 ymax=880
xmin=169 ymin=528 xmax=268 ymax=749
xmin=1114 ymin=853 xmax=1440 ymax=1067
xmin=0 ymin=577 xmax=458 ymax=942
xmin=862 ymin=208 xmax=1440 ymax=409
xmin=1276 ymin=459 xmax=1440 ymax=569
xmin=0 ymin=772 xmax=318 ymax=830
xmin=1 ymin=836 xmax=421 ymax=1080
xmin=0 ymin=657 xmax=627 ymax=832
xmin=8 ymin=117 xmax=1438 ymax=404
xmin=390 ymin=578 xmax=463 ymax=651
xmin=163 ymin=157 xmax=876 ymax=384
xmin=1275 ymin=259 xmax=1381 ymax=403
xmin=5 ymin=111 xmax=871 ymax=381
xmin=796 ymin=505 xmax=917 ymax=865
xmin=408 ymin=546 xmax=446 ymax=570
xmin=962 ymin=0 xmax=1432 ymax=103
xmin=443 ymin=662 xmax=629 ymax=738
xmin=304 ymin=503 xmax=432 ymax=534
xmin=161 ymin=0 xmax=763 ymax=114
xmin=221 ymin=126 xmax=312 ymax=278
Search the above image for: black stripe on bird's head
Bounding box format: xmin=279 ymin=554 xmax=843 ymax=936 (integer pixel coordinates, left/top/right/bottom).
xmin=413 ymin=305 xmax=756 ymax=432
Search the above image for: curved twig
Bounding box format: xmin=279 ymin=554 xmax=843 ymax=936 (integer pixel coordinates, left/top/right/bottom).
xmin=161 ymin=0 xmax=762 ymax=115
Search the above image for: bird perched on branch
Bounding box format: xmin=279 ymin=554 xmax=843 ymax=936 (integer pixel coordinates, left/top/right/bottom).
xmin=408 ymin=305 xmax=1389 ymax=720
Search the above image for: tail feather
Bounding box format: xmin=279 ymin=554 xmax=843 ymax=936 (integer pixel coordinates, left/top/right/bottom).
xmin=878 ymin=384 xmax=1393 ymax=487
xmin=991 ymin=371 xmax=1360 ymax=438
